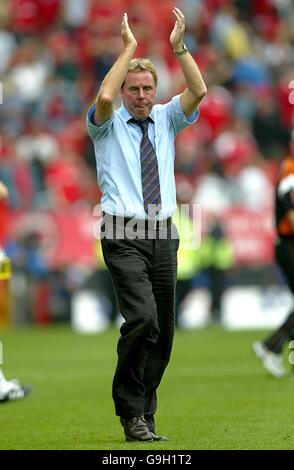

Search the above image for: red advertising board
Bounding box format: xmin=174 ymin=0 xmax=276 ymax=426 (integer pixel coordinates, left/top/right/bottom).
xmin=1 ymin=206 xmax=275 ymax=268
xmin=223 ymin=206 xmax=275 ymax=266
xmin=5 ymin=209 xmax=98 ymax=268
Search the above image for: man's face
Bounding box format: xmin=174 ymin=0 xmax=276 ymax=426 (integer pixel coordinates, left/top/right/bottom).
xmin=121 ymin=71 xmax=156 ymax=120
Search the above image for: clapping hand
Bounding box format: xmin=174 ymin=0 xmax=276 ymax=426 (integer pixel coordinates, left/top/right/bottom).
xmin=121 ymin=13 xmax=137 ymax=51
xmin=170 ymin=7 xmax=185 ymax=51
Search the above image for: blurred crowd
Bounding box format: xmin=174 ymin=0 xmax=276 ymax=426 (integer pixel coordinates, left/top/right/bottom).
xmin=0 ymin=0 xmax=293 ymax=213
xmin=0 ymin=0 xmax=294 ymax=326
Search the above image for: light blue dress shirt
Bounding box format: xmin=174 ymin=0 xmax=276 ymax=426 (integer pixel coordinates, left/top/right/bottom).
xmin=87 ymin=95 xmax=199 ymax=219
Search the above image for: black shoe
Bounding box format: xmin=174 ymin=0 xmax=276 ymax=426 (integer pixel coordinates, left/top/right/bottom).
xmin=120 ymin=416 xmax=153 ymax=442
xmin=144 ymin=415 xmax=168 ymax=441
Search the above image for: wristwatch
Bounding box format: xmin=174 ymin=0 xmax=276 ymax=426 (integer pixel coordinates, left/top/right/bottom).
xmin=174 ymin=43 xmax=188 ymax=56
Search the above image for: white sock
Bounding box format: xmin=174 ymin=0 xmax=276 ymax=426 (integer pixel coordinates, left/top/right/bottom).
xmin=0 ymin=369 xmax=10 ymax=393
xmin=0 ymin=369 xmax=6 ymax=382
xmin=0 ymin=370 xmax=20 ymax=395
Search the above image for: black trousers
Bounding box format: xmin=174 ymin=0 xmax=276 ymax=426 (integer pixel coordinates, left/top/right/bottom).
xmin=101 ymin=219 xmax=179 ymax=419
xmin=264 ymin=237 xmax=294 ymax=353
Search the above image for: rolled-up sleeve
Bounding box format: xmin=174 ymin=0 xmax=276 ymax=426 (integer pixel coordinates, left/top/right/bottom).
xmin=86 ymin=104 xmax=113 ymax=141
xmin=168 ymin=95 xmax=199 ymax=134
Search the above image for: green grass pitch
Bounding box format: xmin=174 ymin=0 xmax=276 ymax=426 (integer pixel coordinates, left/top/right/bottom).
xmin=0 ymin=326 xmax=293 ymax=450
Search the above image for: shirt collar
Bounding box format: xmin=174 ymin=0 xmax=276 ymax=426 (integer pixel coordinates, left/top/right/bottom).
xmin=119 ymin=104 xmax=155 ymax=123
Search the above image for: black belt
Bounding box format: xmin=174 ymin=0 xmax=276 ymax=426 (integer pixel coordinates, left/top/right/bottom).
xmin=103 ymin=213 xmax=171 ymax=230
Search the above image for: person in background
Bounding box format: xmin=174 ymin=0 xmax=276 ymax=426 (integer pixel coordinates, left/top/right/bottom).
xmin=0 ymin=180 xmax=31 ymax=403
xmin=253 ymin=129 xmax=294 ymax=378
xmin=203 ymin=220 xmax=234 ymax=323
xmin=87 ymin=9 xmax=206 ymax=441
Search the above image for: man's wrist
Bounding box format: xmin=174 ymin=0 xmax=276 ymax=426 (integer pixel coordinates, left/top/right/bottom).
xmin=173 ymin=43 xmax=188 ymax=57
xmin=124 ymin=42 xmax=137 ymax=53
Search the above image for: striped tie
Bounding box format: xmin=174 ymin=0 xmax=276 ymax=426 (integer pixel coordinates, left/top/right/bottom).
xmin=130 ymin=118 xmax=161 ymax=217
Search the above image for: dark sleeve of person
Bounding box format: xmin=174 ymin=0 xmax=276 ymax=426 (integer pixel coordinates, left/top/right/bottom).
xmin=280 ymin=190 xmax=294 ymax=214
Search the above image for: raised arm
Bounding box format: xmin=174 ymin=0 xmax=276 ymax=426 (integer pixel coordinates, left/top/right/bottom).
xmin=94 ymin=13 xmax=137 ymax=125
xmin=170 ymin=7 xmax=207 ymax=117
